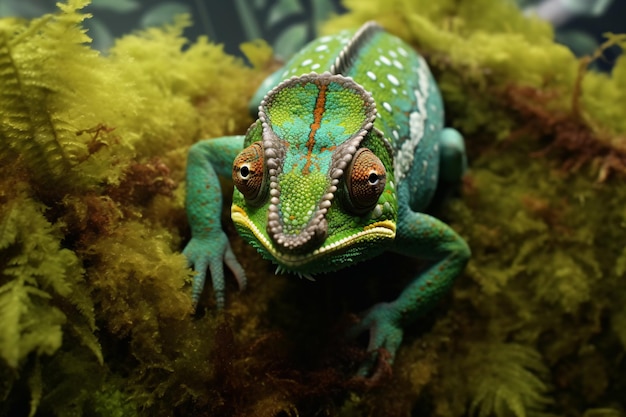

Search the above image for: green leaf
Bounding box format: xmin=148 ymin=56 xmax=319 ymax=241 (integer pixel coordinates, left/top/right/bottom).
xmin=466 ymin=343 xmax=552 ymax=417
xmin=90 ymin=0 xmax=139 ymax=13
xmin=267 ymin=0 xmax=302 ymax=27
xmin=140 ymin=3 xmax=191 ymax=29
xmin=272 ymin=22 xmax=308 ymax=60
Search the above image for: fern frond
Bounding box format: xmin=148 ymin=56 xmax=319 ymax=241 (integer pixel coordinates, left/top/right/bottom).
xmin=0 ymin=192 xmax=98 ymax=368
xmin=28 ymin=358 xmax=43 ymax=417
xmin=529 ymin=250 xmax=600 ymax=313
xmin=0 ymin=32 xmax=82 ymax=187
xmin=0 ymin=277 xmax=65 ymax=368
xmin=465 ymin=343 xmax=552 ymax=417
xmin=0 ymin=278 xmax=33 ymax=367
xmin=68 ymin=319 xmax=103 ymax=365
xmin=1 ymin=198 xmax=75 ymax=297
xmin=0 ymin=0 xmax=114 ymax=190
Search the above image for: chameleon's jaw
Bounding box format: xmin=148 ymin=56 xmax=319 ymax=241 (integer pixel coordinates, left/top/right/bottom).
xmin=231 ymin=204 xmax=395 ymax=271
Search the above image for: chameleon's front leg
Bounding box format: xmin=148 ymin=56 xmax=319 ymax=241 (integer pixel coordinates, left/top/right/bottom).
xmin=350 ymin=204 xmax=470 ymax=371
xmin=183 ymin=136 xmax=247 ymax=309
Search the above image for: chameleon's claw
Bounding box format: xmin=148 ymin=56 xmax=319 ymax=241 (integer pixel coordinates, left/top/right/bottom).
xmin=182 ymin=243 xmax=208 ymax=309
xmin=346 ymin=348 xmax=393 ymax=388
xmin=223 ymin=243 xmax=247 ymax=291
xmin=348 ymin=302 xmax=404 ymax=376
xmin=183 ymin=232 xmax=246 ymax=310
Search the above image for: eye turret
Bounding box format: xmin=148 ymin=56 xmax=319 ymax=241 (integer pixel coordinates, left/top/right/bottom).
xmin=345 ymin=148 xmax=386 ymax=213
xmin=233 ymin=141 xmax=267 ymax=205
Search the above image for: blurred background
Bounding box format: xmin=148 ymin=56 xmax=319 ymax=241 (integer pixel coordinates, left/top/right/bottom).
xmin=1 ymin=0 xmax=623 ymax=70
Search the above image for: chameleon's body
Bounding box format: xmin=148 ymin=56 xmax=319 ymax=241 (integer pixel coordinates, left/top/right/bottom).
xmin=183 ymin=22 xmax=470 ymax=368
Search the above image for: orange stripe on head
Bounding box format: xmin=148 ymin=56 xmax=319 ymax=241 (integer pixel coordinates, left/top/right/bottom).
xmin=303 ymin=83 xmax=328 ymax=174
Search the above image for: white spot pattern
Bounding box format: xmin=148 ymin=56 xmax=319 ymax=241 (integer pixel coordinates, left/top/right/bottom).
xmin=394 ymin=57 xmax=430 ymax=183
xmin=387 ymin=74 xmax=400 ymax=86
xmin=267 ymin=29 xmax=437 ymax=189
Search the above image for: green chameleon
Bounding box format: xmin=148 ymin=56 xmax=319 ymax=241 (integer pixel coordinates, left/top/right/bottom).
xmin=183 ymin=21 xmax=470 ymax=369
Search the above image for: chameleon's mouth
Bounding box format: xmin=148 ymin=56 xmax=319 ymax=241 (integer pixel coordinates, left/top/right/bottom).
xmin=231 ymin=204 xmax=395 ymax=270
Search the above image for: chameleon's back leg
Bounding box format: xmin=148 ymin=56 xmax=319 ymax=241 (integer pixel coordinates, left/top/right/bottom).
xmin=438 ymin=127 xmax=467 ymax=184
xmin=348 ymin=127 xmax=469 ymax=375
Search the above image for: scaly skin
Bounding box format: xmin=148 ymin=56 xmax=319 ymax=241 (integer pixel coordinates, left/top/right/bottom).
xmin=183 ymin=22 xmax=470 ymax=372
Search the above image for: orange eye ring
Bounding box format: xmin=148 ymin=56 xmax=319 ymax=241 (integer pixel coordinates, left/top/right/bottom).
xmin=233 ymin=141 xmax=267 ymax=205
xmin=346 ymin=148 xmax=386 ymax=213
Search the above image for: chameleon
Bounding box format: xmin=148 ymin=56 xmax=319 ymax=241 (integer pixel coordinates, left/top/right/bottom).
xmin=183 ymin=21 xmax=470 ymax=369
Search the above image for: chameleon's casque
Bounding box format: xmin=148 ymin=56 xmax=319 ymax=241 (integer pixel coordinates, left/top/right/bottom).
xmin=183 ymin=21 xmax=470 ymax=369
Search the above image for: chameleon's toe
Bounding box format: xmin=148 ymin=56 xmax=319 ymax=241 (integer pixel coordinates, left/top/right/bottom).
xmin=223 ymin=243 xmax=247 ymax=291
xmin=182 ymin=240 xmax=210 ymax=309
xmin=182 ymin=233 xmax=246 ymax=310
xmin=348 ymin=302 xmax=404 ymax=376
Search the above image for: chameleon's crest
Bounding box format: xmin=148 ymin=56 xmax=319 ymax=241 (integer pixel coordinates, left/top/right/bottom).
xmin=330 ymin=21 xmax=382 ymax=75
xmin=258 ymin=72 xmax=377 ymax=253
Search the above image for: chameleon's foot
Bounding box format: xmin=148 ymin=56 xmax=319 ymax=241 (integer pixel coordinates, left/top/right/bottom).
xmin=348 ymin=301 xmax=403 ymax=376
xmin=182 ymin=232 xmax=247 ymax=310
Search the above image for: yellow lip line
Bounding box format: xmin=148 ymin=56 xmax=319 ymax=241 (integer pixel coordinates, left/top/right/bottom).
xmin=231 ymin=205 xmax=396 ymax=268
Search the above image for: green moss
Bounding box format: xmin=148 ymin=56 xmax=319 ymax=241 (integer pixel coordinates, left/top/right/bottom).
xmin=0 ymin=0 xmax=266 ymax=414
xmin=1 ymin=0 xmax=626 ymax=416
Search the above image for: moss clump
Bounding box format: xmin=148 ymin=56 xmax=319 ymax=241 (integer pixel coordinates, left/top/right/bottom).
xmin=1 ymin=0 xmax=626 ymax=416
xmin=0 ymin=0 xmax=270 ymax=415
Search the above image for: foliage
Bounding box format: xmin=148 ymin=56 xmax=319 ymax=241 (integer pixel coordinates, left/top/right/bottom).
xmin=462 ymin=343 xmax=552 ymax=417
xmin=0 ymin=185 xmax=95 ymax=368
xmin=232 ymin=0 xmax=345 ymax=59
xmin=0 ymin=0 xmax=625 ymax=416
xmin=0 ymin=0 xmax=262 ymax=415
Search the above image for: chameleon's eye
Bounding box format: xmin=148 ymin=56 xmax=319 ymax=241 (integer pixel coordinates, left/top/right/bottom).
xmin=233 ymin=141 xmax=267 ymax=205
xmin=346 ymin=148 xmax=386 ymax=213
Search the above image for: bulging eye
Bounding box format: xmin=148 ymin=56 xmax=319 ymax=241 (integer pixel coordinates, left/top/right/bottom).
xmin=233 ymin=141 xmax=267 ymax=204
xmin=346 ymin=148 xmax=386 ymax=213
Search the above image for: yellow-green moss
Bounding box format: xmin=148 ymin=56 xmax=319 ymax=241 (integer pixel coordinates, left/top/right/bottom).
xmin=1 ymin=0 xmax=626 ymax=416
xmin=0 ymin=1 xmax=270 ymax=415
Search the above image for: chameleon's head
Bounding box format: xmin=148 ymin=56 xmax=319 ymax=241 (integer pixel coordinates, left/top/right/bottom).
xmin=231 ymin=72 xmax=397 ymax=274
